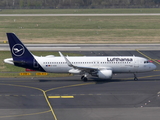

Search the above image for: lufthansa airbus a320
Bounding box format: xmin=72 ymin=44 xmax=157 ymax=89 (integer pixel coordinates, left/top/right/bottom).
xmin=4 ymin=33 xmax=156 ymax=81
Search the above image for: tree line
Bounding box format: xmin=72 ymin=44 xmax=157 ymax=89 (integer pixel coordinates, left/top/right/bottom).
xmin=0 ymin=0 xmax=160 ymax=9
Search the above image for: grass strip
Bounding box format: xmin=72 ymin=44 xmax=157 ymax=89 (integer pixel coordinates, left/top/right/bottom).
xmin=0 ymin=16 xmax=160 ymax=44
xmin=1 ymin=8 xmax=160 ymax=14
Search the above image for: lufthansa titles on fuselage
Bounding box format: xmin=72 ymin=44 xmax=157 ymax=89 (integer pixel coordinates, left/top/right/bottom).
xmin=107 ymin=58 xmax=133 ymax=62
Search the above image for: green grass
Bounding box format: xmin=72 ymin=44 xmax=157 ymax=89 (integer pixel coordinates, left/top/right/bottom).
xmin=1 ymin=8 xmax=160 ymax=14
xmin=0 ymin=51 xmax=82 ymax=77
xmin=1 ymin=16 xmax=160 ymax=29
xmin=0 ymin=15 xmax=160 ymax=43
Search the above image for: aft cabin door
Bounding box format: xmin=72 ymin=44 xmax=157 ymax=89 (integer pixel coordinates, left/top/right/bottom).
xmin=33 ymin=59 xmax=39 ymax=68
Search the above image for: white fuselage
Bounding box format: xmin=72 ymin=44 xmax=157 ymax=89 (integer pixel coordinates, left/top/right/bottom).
xmin=34 ymin=56 xmax=156 ymax=74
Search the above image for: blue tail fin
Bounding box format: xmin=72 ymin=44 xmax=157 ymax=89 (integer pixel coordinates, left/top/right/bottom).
xmin=7 ymin=33 xmax=33 ymax=60
xmin=6 ymin=33 xmax=45 ymax=72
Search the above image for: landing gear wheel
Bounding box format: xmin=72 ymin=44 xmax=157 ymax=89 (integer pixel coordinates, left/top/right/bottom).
xmin=134 ymin=73 xmax=138 ymax=81
xmin=83 ymin=77 xmax=88 ymax=82
xmin=81 ymin=76 xmax=88 ymax=82
xmin=134 ymin=77 xmax=138 ymax=81
xmin=81 ymin=76 xmax=84 ymax=80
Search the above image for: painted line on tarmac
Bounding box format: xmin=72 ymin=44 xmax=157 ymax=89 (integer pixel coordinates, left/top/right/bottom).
xmin=45 ymin=82 xmax=95 ymax=92
xmin=0 ymin=83 xmax=57 ymax=120
xmin=42 ymin=91 xmax=58 ymax=120
xmin=0 ymin=82 xmax=95 ymax=120
xmin=0 ymin=110 xmax=51 ymax=118
xmin=122 ymin=74 xmax=160 ymax=80
xmin=44 ymin=82 xmax=95 ymax=120
xmin=154 ymin=70 xmax=160 ymax=71
xmin=48 ymin=96 xmax=74 ymax=98
xmin=136 ymin=49 xmax=160 ymax=64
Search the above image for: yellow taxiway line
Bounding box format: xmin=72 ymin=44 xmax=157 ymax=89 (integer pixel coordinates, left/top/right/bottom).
xmin=136 ymin=49 xmax=160 ymax=64
xmin=48 ymin=96 xmax=74 ymax=98
xmin=0 ymin=83 xmax=58 ymax=120
xmin=0 ymin=82 xmax=95 ymax=120
xmin=0 ymin=110 xmax=51 ymax=118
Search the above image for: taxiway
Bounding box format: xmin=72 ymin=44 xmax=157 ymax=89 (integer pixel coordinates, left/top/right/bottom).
xmin=0 ymin=50 xmax=160 ymax=120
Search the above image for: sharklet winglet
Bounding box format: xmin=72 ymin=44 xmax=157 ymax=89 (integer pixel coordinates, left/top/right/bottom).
xmin=59 ymin=51 xmax=74 ymax=67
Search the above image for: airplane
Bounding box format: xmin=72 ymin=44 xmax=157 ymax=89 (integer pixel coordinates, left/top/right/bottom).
xmin=4 ymin=33 xmax=156 ymax=81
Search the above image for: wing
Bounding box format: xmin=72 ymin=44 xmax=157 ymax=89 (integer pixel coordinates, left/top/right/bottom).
xmin=59 ymin=52 xmax=98 ymax=73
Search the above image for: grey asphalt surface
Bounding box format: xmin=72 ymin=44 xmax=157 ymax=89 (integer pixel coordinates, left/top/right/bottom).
xmin=1 ymin=44 xmax=160 ymax=51
xmin=1 ymin=13 xmax=160 ymax=16
xmin=0 ymin=50 xmax=160 ymax=120
xmin=0 ymin=73 xmax=160 ymax=120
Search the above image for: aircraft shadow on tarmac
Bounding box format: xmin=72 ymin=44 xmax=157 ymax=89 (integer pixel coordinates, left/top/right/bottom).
xmin=38 ymin=76 xmax=160 ymax=84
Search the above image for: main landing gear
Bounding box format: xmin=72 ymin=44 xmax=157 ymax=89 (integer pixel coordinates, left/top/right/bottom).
xmin=134 ymin=73 xmax=138 ymax=81
xmin=81 ymin=74 xmax=88 ymax=82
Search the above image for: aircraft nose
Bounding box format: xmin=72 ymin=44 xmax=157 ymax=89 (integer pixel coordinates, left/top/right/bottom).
xmin=151 ymin=63 xmax=157 ymax=70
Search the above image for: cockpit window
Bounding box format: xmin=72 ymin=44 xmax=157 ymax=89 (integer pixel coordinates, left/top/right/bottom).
xmin=144 ymin=61 xmax=151 ymax=63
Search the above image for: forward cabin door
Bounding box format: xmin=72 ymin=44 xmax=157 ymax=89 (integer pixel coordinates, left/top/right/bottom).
xmin=91 ymin=59 xmax=99 ymax=68
xmin=134 ymin=58 xmax=139 ymax=72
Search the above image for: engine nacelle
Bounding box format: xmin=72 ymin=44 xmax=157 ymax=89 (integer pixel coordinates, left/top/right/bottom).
xmin=69 ymin=69 xmax=81 ymax=74
xmin=97 ymin=70 xmax=112 ymax=79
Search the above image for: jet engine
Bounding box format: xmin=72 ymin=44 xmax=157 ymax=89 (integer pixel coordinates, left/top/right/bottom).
xmin=69 ymin=69 xmax=81 ymax=74
xmin=97 ymin=70 xmax=112 ymax=79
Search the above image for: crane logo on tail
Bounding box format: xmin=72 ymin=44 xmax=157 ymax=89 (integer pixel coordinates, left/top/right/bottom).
xmin=12 ymin=44 xmax=25 ymax=56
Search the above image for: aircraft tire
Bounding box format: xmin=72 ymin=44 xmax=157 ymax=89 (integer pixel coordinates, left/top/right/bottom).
xmin=81 ymin=76 xmax=84 ymax=80
xmin=83 ymin=77 xmax=88 ymax=82
xmin=134 ymin=77 xmax=138 ymax=81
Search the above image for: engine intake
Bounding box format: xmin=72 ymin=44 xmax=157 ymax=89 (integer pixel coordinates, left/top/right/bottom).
xmin=97 ymin=70 xmax=112 ymax=79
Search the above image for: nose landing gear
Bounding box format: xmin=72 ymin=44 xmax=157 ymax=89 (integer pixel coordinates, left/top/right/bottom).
xmin=134 ymin=73 xmax=138 ymax=81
